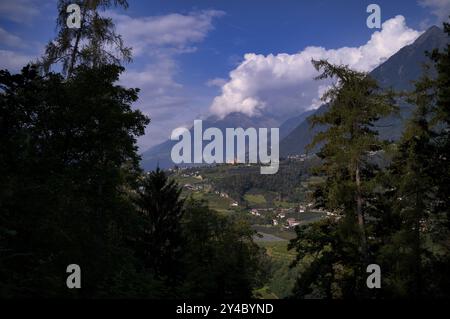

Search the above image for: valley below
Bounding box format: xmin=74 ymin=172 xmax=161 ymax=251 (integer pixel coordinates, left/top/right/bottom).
xmin=167 ymin=155 xmax=331 ymax=298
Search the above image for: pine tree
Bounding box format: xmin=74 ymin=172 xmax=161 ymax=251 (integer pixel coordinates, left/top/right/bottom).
xmin=376 ymin=20 xmax=450 ymax=297
xmin=380 ymin=69 xmax=436 ymax=297
xmin=426 ymin=19 xmax=450 ymax=297
xmin=430 ymin=19 xmax=450 ymax=228
xmin=290 ymin=60 xmax=396 ymax=297
xmin=308 ymin=60 xmax=396 ymax=260
xmin=134 ymin=168 xmax=185 ymax=284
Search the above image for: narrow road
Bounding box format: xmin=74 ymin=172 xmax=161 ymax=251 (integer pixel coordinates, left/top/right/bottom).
xmin=253 ymin=232 xmax=286 ymax=242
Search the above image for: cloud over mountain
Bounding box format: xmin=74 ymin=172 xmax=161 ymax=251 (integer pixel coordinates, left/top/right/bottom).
xmin=209 ymin=15 xmax=422 ymax=119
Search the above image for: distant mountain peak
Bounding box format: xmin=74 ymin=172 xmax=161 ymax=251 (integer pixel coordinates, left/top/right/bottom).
xmin=424 ymin=25 xmax=442 ymax=34
xmin=142 ymin=25 xmax=449 ymax=169
xmin=279 ymin=25 xmax=447 ymax=157
xmin=369 ymin=25 xmax=446 ymax=91
xmin=413 ymin=25 xmax=443 ymax=46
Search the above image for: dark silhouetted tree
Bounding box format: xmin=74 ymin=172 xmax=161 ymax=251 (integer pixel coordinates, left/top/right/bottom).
xmin=134 ymin=168 xmax=185 ymax=286
xmin=0 ymin=64 xmax=149 ymax=297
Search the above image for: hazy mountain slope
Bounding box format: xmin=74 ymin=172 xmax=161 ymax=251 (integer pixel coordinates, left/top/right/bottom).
xmin=279 ymin=109 xmax=316 ymax=140
xmin=141 ymin=112 xmax=281 ymax=170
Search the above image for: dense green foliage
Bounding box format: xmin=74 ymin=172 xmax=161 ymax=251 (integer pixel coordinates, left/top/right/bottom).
xmin=191 ymin=159 xmax=320 ymax=205
xmin=180 ymin=199 xmax=269 ymax=298
xmin=0 ymin=65 xmax=267 ymax=298
xmin=0 ymin=64 xmax=149 ymax=297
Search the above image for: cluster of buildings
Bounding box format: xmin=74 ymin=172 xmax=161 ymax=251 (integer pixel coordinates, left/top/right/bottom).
xmin=286 ymin=218 xmax=301 ymax=228
xmin=180 ymin=171 xmax=203 ymax=180
xmin=250 ymin=209 xmax=261 ymax=216
xmin=216 ymin=191 xmax=229 ymax=198
xmin=286 ymin=153 xmax=308 ymax=161
xmin=183 ymin=183 xmax=203 ymax=191
xmin=248 ymin=207 xmax=303 ymax=229
xmin=272 ymin=216 xmax=300 ymax=228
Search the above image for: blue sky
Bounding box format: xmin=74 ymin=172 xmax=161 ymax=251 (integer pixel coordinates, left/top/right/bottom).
xmin=1 ymin=0 xmax=449 ymax=150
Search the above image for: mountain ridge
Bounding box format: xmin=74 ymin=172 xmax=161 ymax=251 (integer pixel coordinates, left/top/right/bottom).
xmin=279 ymin=25 xmax=447 ymax=156
xmin=141 ymin=25 xmax=447 ymax=170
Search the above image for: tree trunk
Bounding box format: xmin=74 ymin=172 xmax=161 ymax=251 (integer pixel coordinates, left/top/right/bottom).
xmin=355 ymin=163 xmax=368 ymax=260
xmin=413 ymin=191 xmax=422 ymax=297
xmin=67 ymin=1 xmax=88 ymax=78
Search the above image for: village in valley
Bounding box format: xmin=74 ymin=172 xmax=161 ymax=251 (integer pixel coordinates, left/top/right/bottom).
xmin=167 ymin=155 xmax=335 ymax=242
xmin=162 ymin=156 xmax=337 ymax=298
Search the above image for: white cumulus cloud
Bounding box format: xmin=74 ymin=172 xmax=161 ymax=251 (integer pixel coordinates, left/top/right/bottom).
xmin=209 ymin=15 xmax=422 ymax=119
